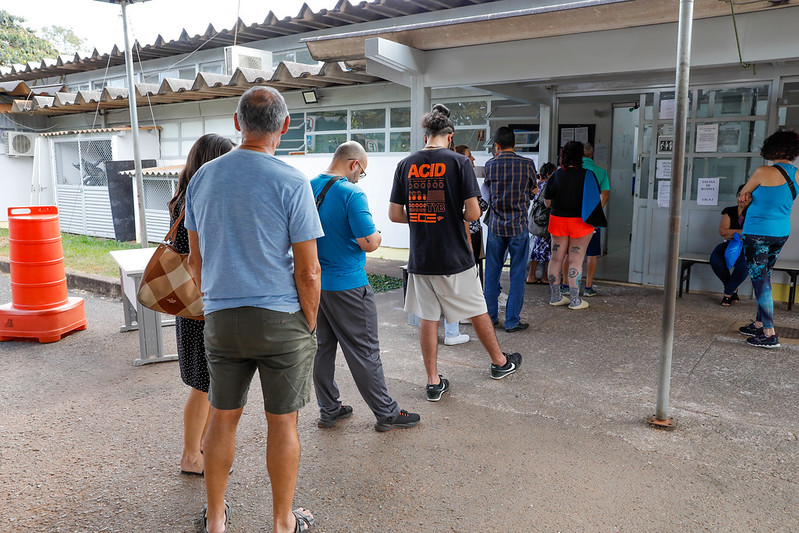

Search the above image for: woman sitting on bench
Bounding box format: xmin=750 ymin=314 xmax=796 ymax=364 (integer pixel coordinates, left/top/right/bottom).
xmin=709 ymin=184 xmax=749 ymax=307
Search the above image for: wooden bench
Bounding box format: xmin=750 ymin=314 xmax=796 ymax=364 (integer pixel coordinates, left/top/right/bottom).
xmin=678 ymin=252 xmax=799 ymax=310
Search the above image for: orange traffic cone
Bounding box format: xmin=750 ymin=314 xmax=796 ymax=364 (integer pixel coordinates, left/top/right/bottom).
xmin=0 ymin=206 xmax=86 ymax=343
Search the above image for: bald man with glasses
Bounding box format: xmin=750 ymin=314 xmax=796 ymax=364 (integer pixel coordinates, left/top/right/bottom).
xmin=310 ymin=141 xmax=420 ymax=432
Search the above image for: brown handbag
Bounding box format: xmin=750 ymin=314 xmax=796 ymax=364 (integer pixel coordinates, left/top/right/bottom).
xmin=136 ymin=210 xmax=204 ymax=320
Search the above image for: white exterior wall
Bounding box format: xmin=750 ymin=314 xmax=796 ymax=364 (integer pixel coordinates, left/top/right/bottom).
xmin=277 ymin=154 xmax=410 ymax=248
xmin=0 ymin=152 xmax=35 ymax=220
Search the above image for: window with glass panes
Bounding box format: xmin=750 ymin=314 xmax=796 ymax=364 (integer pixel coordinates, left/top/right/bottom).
xmin=284 ymin=100 xmax=489 ymax=155
xmin=778 ymin=79 xmax=799 ymax=136
xmin=641 ymin=84 xmax=769 ymax=204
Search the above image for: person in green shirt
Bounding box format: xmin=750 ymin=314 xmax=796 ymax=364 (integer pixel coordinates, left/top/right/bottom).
xmin=582 ymin=143 xmax=609 ymax=296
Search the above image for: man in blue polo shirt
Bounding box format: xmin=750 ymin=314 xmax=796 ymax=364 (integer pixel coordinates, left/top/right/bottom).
xmin=186 ymin=87 xmax=320 ymax=533
xmin=311 ymin=141 xmax=420 ymax=433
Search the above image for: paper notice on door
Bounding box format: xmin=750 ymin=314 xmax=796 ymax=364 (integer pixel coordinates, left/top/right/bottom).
xmin=696 ymin=177 xmax=720 ymax=206
xmin=561 ymin=128 xmax=574 ymax=146
xmin=696 ymin=123 xmax=719 ymax=153
xmin=660 ymin=99 xmax=676 ymax=120
xmin=575 ymin=127 xmax=589 ymax=144
xmin=657 ymin=180 xmax=671 ymax=208
xmin=655 ymin=159 xmax=672 ymax=180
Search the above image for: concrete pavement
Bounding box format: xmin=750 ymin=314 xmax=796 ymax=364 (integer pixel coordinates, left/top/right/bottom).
xmin=1 ymin=264 xmax=799 ymax=532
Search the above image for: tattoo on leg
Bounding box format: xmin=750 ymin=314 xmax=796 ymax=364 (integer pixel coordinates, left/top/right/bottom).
xmin=548 ymin=274 xmax=557 ymax=284
xmin=570 ymin=246 xmax=580 ymax=254
xmin=552 ymin=243 xmax=560 ymax=251
xmin=568 ymin=267 xmax=579 ymax=279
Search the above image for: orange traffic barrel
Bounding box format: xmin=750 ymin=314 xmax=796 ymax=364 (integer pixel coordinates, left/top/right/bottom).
xmin=0 ymin=206 xmax=86 ymax=343
xmin=7 ymin=206 xmax=68 ymax=310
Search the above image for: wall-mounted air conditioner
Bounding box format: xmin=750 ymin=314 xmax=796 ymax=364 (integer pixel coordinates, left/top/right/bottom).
xmin=7 ymin=132 xmax=37 ymax=157
xmin=224 ymin=45 xmax=273 ymax=75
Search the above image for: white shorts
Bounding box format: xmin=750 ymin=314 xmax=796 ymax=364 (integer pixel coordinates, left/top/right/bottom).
xmin=404 ymin=266 xmax=488 ymax=322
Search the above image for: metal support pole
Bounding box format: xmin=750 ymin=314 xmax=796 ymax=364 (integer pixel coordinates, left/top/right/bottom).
xmin=409 ymin=75 xmax=431 ymax=152
xmin=649 ymin=0 xmax=694 ymax=429
xmin=120 ymin=0 xmax=148 ymax=246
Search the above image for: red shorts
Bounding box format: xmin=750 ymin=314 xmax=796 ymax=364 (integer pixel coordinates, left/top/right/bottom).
xmin=548 ymin=215 xmax=594 ymax=239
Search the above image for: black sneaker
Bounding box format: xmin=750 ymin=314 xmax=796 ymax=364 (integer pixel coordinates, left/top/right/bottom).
xmin=374 ymin=410 xmax=421 ymax=432
xmin=739 ymin=322 xmax=764 ymax=337
xmin=746 ymin=334 xmax=781 ymax=349
xmin=317 ymin=404 xmax=353 ymax=428
xmin=504 ymin=322 xmax=529 ymax=333
xmin=491 ymin=352 xmax=521 ymax=380
xmin=425 ymin=376 xmax=450 ymax=402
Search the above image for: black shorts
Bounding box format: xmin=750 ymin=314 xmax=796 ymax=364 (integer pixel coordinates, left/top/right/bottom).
xmin=586 ymin=229 xmax=602 ymax=257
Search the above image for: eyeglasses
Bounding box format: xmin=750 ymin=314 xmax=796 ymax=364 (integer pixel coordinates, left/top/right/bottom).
xmin=348 ymin=159 xmax=366 ymax=179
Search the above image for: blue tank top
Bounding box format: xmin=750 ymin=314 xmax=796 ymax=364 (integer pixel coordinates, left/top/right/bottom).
xmin=742 ymin=163 xmax=797 ymax=238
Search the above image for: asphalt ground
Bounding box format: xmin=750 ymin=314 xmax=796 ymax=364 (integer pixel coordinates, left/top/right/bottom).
xmin=2 ymin=262 xmax=799 ymax=532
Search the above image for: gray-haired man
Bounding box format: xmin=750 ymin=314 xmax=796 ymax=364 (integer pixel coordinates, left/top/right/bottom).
xmin=186 ymin=86 xmax=318 ymax=533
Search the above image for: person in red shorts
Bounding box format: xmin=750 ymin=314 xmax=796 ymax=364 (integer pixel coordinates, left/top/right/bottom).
xmin=543 ymin=140 xmax=598 ymax=310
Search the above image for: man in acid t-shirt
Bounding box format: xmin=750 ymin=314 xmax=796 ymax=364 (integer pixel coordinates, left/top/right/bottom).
xmin=389 ymin=104 xmax=522 ymax=402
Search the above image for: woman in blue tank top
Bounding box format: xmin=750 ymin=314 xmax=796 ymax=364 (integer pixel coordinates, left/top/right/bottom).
xmin=737 ymin=130 xmax=799 ymax=348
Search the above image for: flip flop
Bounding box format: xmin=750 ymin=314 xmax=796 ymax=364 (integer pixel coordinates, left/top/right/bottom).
xmin=180 ymin=466 xmax=235 ymax=477
xmin=292 ymin=508 xmax=315 ymax=532
xmin=201 ymin=500 xmax=230 ymax=533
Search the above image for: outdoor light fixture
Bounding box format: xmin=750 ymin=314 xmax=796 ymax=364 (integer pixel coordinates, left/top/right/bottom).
xmin=302 ymin=89 xmax=319 ymax=105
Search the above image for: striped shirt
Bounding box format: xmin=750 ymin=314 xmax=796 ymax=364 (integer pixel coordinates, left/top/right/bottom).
xmin=484 ymin=151 xmax=537 ymax=236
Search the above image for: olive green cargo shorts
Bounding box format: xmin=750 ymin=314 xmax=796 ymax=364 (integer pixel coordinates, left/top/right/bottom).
xmin=204 ymin=306 xmax=316 ymax=414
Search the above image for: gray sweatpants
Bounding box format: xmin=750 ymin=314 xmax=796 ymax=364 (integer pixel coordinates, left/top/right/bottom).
xmin=314 ymin=284 xmax=399 ymax=422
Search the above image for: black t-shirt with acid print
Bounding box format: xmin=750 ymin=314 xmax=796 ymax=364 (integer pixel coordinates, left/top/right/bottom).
xmin=390 ymin=148 xmax=480 ymax=275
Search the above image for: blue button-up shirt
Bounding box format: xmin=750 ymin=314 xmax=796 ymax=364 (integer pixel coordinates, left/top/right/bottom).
xmin=484 ymin=151 xmax=537 ymax=236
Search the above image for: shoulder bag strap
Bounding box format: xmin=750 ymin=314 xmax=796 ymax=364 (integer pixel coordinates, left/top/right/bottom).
xmin=773 ymin=164 xmax=797 ymax=200
xmin=164 ymin=209 xmax=185 ymax=244
xmin=315 ymin=177 xmax=339 ymax=210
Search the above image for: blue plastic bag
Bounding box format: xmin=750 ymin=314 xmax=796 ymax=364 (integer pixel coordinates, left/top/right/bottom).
xmin=725 ymin=232 xmax=743 ymax=269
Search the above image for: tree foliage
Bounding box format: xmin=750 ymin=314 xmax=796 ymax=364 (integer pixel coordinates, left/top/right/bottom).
xmin=0 ymin=10 xmax=58 ymax=66
xmin=41 ymin=25 xmax=87 ymax=57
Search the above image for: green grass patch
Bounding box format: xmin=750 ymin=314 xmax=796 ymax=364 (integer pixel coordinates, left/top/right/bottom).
xmin=368 ymin=273 xmax=404 ymax=293
xmin=0 ymin=227 xmax=139 ymax=278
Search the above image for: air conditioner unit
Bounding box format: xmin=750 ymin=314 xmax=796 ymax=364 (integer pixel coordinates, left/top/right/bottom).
xmin=7 ymin=132 xmax=37 ymax=157
xmin=224 ymin=45 xmax=273 ymax=75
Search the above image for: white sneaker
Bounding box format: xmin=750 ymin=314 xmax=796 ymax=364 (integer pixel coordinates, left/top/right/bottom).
xmin=498 ymin=292 xmax=508 ymax=308
xmin=444 ymin=334 xmax=470 ymax=346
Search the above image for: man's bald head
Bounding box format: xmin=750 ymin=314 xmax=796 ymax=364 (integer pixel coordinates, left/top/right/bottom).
xmin=333 ymin=141 xmax=367 ymax=164
xmin=584 ymin=142 xmax=594 ymax=159
xmin=326 ymin=141 xmax=368 ymax=183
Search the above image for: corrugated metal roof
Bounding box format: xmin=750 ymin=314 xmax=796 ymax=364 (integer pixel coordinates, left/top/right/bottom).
xmin=2 ymin=62 xmax=379 ymax=116
xmin=120 ymin=165 xmax=183 ymax=177
xmin=0 ymin=0 xmax=500 ymax=83
xmin=39 ymin=127 xmax=159 ymax=137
